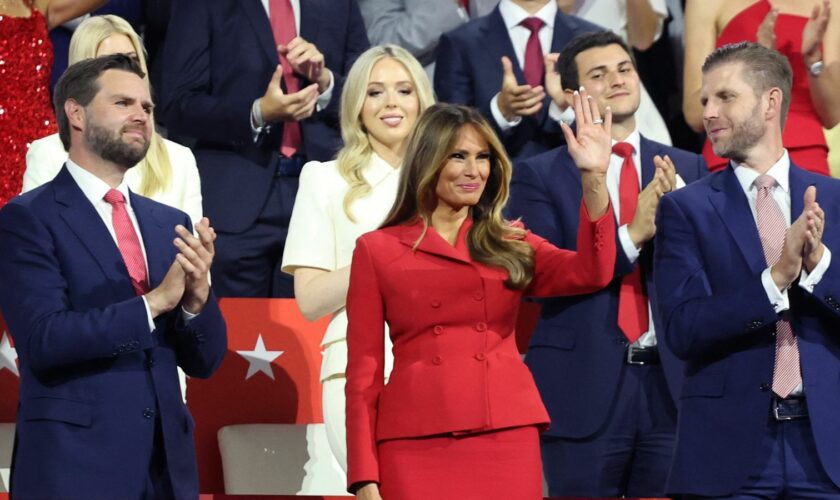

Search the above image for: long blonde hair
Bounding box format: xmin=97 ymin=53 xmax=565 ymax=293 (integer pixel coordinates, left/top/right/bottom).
xmin=381 ymin=104 xmax=535 ymax=289
xmin=336 ymin=45 xmax=435 ymax=221
xmin=69 ymin=15 xmax=171 ymax=197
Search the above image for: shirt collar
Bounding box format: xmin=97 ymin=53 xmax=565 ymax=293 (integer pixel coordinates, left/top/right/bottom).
xmin=363 ymin=152 xmax=400 ymax=187
xmin=611 ymin=128 xmax=641 ymax=157
xmin=499 ymin=0 xmax=557 ymax=30
xmin=732 ymin=150 xmax=791 ymax=195
xmin=65 ymin=159 xmax=133 ymax=208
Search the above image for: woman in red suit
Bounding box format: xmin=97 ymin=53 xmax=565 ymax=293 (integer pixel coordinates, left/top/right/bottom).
xmin=683 ymin=0 xmax=840 ymax=175
xmin=345 ymin=94 xmax=618 ymax=500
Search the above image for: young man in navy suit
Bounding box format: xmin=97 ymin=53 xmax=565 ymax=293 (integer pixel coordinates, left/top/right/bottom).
xmin=162 ymin=0 xmax=369 ymax=298
xmin=507 ymin=30 xmax=706 ymax=497
xmin=434 ymin=0 xmax=600 ymax=160
xmin=0 ymin=55 xmax=227 ymax=500
xmin=654 ymin=42 xmax=840 ymax=498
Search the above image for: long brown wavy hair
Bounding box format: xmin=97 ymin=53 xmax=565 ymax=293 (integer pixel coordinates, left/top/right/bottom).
xmin=381 ymin=104 xmax=534 ymax=289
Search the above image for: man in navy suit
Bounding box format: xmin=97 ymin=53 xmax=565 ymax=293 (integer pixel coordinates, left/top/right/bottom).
xmin=161 ymin=0 xmax=369 ymax=298
xmin=434 ymin=0 xmax=599 ymax=160
xmin=0 ymin=55 xmax=227 ymax=500
xmin=654 ymin=42 xmax=840 ymax=497
xmin=507 ymin=30 xmax=706 ymax=497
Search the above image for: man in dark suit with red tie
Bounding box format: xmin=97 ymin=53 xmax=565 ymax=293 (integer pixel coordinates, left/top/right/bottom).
xmin=434 ymin=0 xmax=600 ymax=160
xmin=162 ymin=0 xmax=369 ymax=298
xmin=507 ymin=31 xmax=706 ymax=497
xmin=0 ymin=55 xmax=227 ymax=500
xmin=655 ymin=42 xmax=840 ymax=497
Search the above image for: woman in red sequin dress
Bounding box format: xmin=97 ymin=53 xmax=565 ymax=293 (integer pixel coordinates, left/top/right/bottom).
xmin=683 ymin=0 xmax=840 ymax=175
xmin=0 ymin=0 xmax=106 ymax=207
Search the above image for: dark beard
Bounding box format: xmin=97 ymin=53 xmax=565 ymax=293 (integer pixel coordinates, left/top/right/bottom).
xmin=85 ymin=120 xmax=149 ymax=168
xmin=710 ymin=104 xmax=765 ymax=162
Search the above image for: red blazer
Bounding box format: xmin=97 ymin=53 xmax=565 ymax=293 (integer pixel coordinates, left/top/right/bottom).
xmin=345 ymin=203 xmax=616 ymax=487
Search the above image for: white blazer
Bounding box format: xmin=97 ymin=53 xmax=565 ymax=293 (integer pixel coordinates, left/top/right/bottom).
xmin=24 ymin=133 xmax=204 ymax=226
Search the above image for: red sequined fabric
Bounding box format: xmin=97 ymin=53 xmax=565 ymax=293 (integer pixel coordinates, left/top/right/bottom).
xmin=0 ymin=9 xmax=57 ymax=208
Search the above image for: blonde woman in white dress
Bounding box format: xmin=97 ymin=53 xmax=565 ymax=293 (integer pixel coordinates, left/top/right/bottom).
xmin=23 ymin=14 xmax=203 ymax=226
xmin=282 ymin=45 xmax=435 ymax=474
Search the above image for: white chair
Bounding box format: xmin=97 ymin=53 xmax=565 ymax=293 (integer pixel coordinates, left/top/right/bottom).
xmin=218 ymin=423 xmax=347 ymax=495
xmin=0 ymin=423 xmax=15 ymax=492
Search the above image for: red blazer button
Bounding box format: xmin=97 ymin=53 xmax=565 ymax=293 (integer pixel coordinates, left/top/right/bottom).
xmin=433 ymin=325 xmax=444 ymax=335
xmin=475 ymin=322 xmax=488 ymax=332
xmin=473 ymin=292 xmax=484 ymax=301
xmin=432 ymin=355 xmax=443 ymax=365
xmin=475 ymin=352 xmax=486 ymax=361
xmin=430 ymin=299 xmax=441 ymax=308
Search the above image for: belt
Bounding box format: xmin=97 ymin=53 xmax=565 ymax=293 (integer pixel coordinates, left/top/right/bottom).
xmin=275 ymin=155 xmax=306 ymax=177
xmin=626 ymin=345 xmax=660 ymax=365
xmin=772 ymin=396 xmax=808 ymax=421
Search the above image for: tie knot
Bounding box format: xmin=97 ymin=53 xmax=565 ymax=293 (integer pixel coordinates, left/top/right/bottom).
xmin=612 ymin=142 xmax=634 ymax=159
xmin=754 ymin=174 xmax=777 ymax=191
xmin=520 ymin=17 xmax=545 ymax=33
xmin=104 ymin=189 xmax=126 ymax=205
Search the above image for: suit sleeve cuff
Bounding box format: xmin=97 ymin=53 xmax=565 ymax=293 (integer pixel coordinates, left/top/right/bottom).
xmin=548 ymin=100 xmax=575 ymax=124
xmin=315 ymin=71 xmax=335 ymax=111
xmin=761 ymin=267 xmax=790 ymax=313
xmin=800 ymin=246 xmax=832 ymax=293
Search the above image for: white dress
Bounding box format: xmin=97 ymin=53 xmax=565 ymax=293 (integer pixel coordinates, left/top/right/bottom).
xmin=281 ymin=153 xmax=398 ymax=473
xmin=23 ymin=133 xmax=204 ymax=227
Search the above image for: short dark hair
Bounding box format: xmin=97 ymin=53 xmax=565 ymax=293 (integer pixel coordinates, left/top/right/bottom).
xmin=53 ymin=54 xmax=146 ymax=150
xmin=702 ymin=42 xmax=792 ymax=127
xmin=556 ymin=30 xmax=636 ymax=91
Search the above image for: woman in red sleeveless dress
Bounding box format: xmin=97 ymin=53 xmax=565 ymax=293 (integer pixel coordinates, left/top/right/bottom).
xmin=0 ymin=0 xmax=107 ymax=208
xmin=683 ymin=0 xmax=840 ymax=175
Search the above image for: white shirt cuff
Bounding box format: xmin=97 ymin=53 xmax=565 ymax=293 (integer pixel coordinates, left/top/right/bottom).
xmin=762 ymin=267 xmax=790 ymax=313
xmin=251 ymin=99 xmax=270 ymax=142
xmin=549 ymin=100 xmax=575 ymax=124
xmin=491 ymin=94 xmax=522 ymax=130
xmin=181 ymin=306 xmax=198 ymax=325
xmin=799 ymin=246 xmax=832 ymax=293
xmin=315 ymin=71 xmax=335 ymax=111
xmin=142 ymin=296 xmax=156 ymax=332
xmin=618 ymin=224 xmax=640 ymax=263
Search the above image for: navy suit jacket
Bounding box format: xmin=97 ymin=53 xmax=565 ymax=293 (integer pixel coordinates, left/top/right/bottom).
xmin=654 ymin=163 xmax=840 ymax=495
xmin=434 ymin=7 xmax=600 ymax=160
xmin=507 ymin=136 xmax=706 ymax=438
xmin=0 ymin=168 xmax=227 ymax=500
xmin=161 ymin=0 xmax=369 ymax=233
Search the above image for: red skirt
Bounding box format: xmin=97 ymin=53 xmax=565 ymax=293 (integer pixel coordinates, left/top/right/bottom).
xmin=378 ymin=425 xmax=542 ymax=500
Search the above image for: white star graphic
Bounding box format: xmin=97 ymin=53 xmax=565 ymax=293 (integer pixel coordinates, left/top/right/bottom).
xmin=236 ymin=334 xmax=284 ymax=380
xmin=0 ymin=332 xmax=18 ymax=377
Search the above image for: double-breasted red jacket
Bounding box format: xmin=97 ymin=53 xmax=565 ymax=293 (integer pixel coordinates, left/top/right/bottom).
xmin=345 ymin=203 xmax=616 ymax=486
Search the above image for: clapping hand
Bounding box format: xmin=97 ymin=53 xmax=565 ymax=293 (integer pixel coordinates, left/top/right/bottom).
xmin=497 ymin=56 xmax=545 ymax=121
xmin=801 ymin=186 xmax=826 ymax=272
xmin=802 ymin=0 xmax=831 ymax=65
xmin=278 ymin=37 xmax=332 ymax=92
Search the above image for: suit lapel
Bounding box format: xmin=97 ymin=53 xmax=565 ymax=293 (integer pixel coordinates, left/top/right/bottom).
xmin=131 ymin=193 xmax=171 ymax=289
xmin=54 ymin=167 xmax=133 ymax=291
xmin=242 ymin=0 xmax=279 ymax=65
xmin=709 ymin=167 xmax=767 ymax=275
xmin=639 ymin=136 xmax=657 ymax=187
xmin=298 ymin=0 xmax=320 ymax=48
xmin=398 ymin=220 xmax=473 ymax=265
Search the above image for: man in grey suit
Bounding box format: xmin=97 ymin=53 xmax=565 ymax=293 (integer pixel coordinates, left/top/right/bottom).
xmin=358 ymin=0 xmax=498 ymax=78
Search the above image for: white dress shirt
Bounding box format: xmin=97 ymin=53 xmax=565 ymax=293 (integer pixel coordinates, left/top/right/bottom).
xmin=733 ymin=151 xmax=831 ymax=396
xmin=608 ymin=129 xmax=685 ymax=346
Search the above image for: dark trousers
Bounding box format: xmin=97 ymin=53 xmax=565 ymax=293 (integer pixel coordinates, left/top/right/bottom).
xmin=683 ymin=403 xmax=840 ymax=500
xmin=541 ymin=362 xmax=677 ymax=497
xmin=212 ymin=174 xmax=298 ymax=298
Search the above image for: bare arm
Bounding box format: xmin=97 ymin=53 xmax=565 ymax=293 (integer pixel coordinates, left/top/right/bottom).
xmin=35 ymin=0 xmax=108 ymax=30
xmin=683 ymin=0 xmax=721 ymax=132
xmin=804 ymin=0 xmax=840 ymax=128
xmin=293 ymin=266 xmax=351 ymax=321
xmin=627 ymin=0 xmax=665 ymax=51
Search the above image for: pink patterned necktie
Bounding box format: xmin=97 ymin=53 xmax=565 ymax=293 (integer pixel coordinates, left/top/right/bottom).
xmin=520 ymin=17 xmax=545 ymax=88
xmin=104 ymin=189 xmax=149 ymax=296
xmin=754 ymin=175 xmax=801 ymax=398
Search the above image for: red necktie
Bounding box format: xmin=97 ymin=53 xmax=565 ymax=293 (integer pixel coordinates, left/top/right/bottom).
xmin=612 ymin=142 xmax=649 ymax=343
xmin=520 ymin=17 xmax=545 ymax=88
xmin=104 ymin=189 xmax=149 ymax=296
xmin=754 ymin=175 xmax=801 ymax=398
xmin=459 ymin=0 xmax=470 ymax=14
xmin=269 ymin=0 xmax=302 ymax=158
